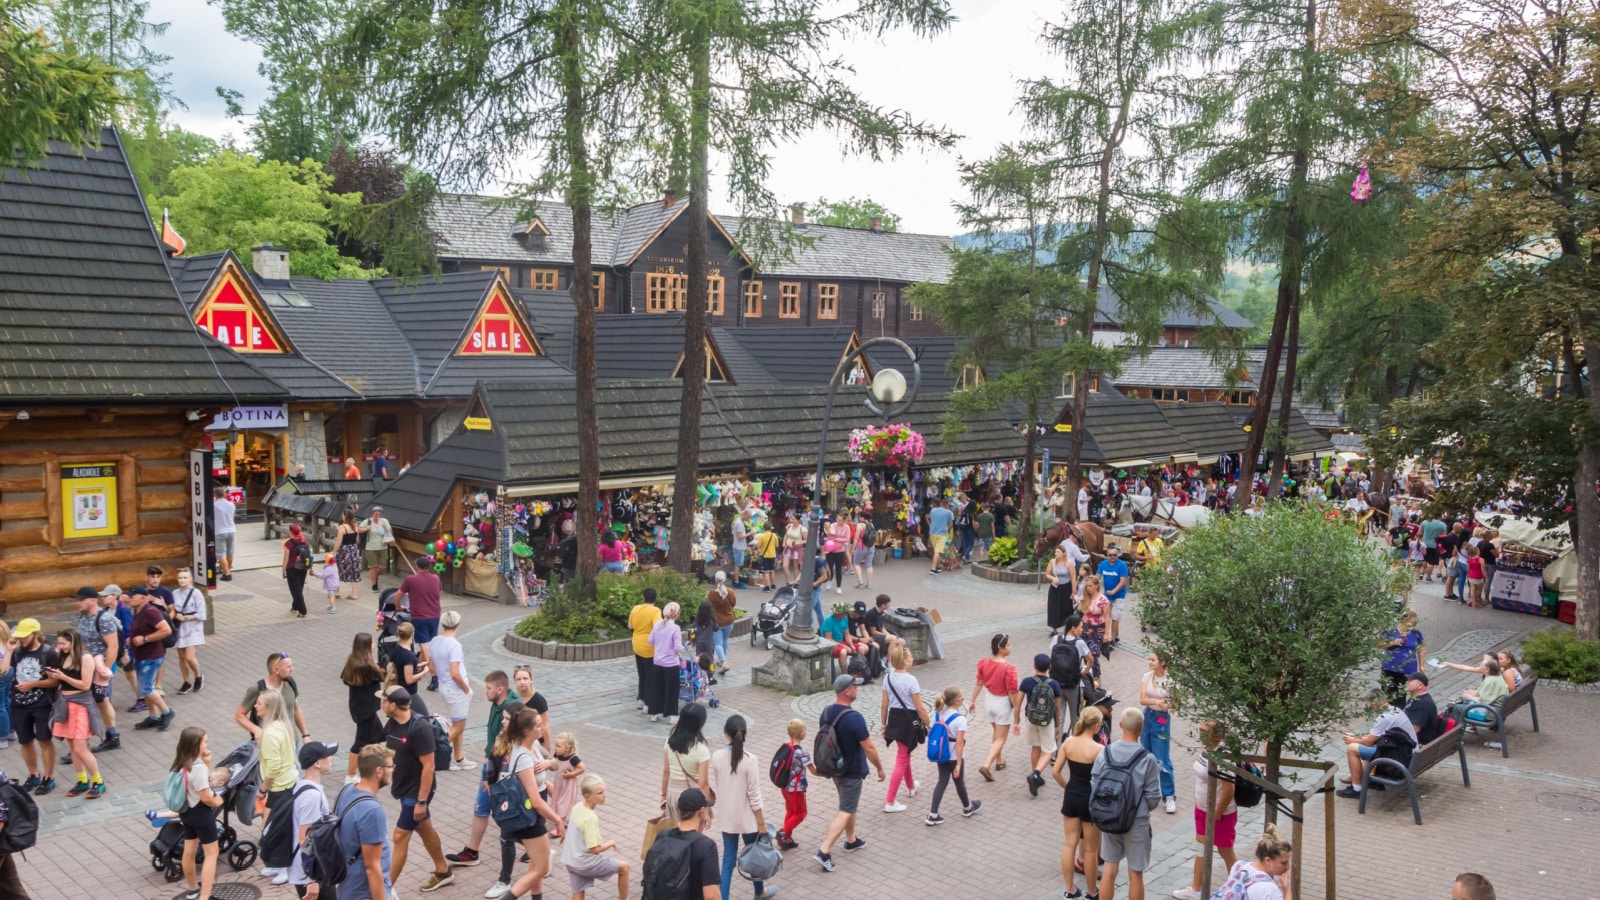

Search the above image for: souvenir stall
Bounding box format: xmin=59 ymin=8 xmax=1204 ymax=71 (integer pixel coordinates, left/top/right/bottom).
xmin=1490 ymin=542 xmax=1563 ymax=618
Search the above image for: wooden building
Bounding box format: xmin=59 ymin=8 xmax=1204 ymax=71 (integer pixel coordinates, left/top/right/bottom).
xmin=0 ymin=129 xmax=288 ymax=609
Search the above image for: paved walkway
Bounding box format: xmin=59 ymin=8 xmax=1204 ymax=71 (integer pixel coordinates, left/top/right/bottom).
xmin=9 ymin=549 xmax=1597 ymax=900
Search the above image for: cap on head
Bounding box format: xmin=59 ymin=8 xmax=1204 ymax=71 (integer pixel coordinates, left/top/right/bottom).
xmin=675 ymin=787 xmax=710 ymax=818
xmin=852 ymin=600 xmax=867 ymax=615
xmin=289 ymin=523 xmax=303 ymax=537
xmin=128 ymin=586 xmax=149 ymax=597
xmin=74 ymin=586 xmax=99 ymax=600
xmin=99 ymin=584 xmax=122 ymax=598
xmin=385 ymin=687 xmax=412 ymax=707
xmin=833 ymin=673 xmax=856 ymax=694
xmin=1406 ymin=671 xmax=1429 ymax=687
xmin=371 ymin=505 xmax=382 ymax=512
xmin=296 ymin=740 xmax=341 ymax=769
xmin=13 ymin=618 xmax=40 ymax=639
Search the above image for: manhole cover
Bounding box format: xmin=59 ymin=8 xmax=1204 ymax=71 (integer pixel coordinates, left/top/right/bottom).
xmin=1535 ymin=791 xmax=1600 ymax=812
xmin=174 ymin=884 xmax=261 ymax=900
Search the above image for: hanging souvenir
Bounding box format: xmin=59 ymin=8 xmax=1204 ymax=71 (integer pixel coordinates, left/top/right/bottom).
xmin=1350 ymin=164 xmax=1372 ymax=203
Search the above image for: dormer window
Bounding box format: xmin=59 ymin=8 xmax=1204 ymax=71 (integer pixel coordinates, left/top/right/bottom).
xmin=517 ymin=217 xmax=551 ymax=251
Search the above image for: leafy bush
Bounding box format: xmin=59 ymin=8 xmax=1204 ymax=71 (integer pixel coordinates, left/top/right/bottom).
xmin=513 ymin=569 xmax=736 ymax=645
xmin=987 ymin=536 xmax=1019 ymax=567
xmin=1521 ymin=628 xmax=1600 ymax=683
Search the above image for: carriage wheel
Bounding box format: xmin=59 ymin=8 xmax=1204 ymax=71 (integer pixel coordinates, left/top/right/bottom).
xmin=228 ymin=841 xmax=258 ymax=870
xmin=163 ymin=859 xmax=183 ymax=882
xmin=150 ymin=854 xmax=165 ymax=872
xmin=217 ymin=824 xmax=237 ymax=852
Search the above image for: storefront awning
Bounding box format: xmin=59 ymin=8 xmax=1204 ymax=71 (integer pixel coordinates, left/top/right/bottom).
xmin=504 ymin=473 xmax=678 ymax=497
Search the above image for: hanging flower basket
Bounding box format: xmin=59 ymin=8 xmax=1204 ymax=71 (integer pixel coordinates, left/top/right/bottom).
xmin=847 ymin=423 xmax=927 ymax=467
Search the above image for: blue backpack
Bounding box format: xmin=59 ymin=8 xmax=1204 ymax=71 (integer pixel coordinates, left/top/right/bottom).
xmin=926 ymin=710 xmax=960 ymax=763
xmin=488 ymin=752 xmax=543 ymax=833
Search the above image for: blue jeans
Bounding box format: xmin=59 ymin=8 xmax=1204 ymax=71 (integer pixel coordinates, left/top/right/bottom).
xmin=720 ymin=831 xmax=763 ymax=899
xmin=1140 ymin=706 xmax=1175 ymax=799
xmin=811 ymin=587 xmax=823 ymax=630
xmin=602 ymin=561 xmax=625 ymax=574
xmin=714 ymin=625 xmax=733 ymax=663
xmin=958 ymin=527 xmax=975 ymax=559
xmin=0 ymin=670 xmax=11 ymax=739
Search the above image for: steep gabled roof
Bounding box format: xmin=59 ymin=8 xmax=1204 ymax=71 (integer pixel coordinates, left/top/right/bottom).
xmin=1039 ymin=394 xmax=1197 ymax=468
xmin=0 ymin=128 xmax=286 ymax=404
xmin=431 ymin=194 xmax=624 ymax=267
xmin=707 ymin=327 xmax=781 ymax=387
xmin=1156 ymin=403 xmax=1249 ymax=463
xmin=718 ymin=325 xmax=865 ymax=386
xmin=375 ymin=272 xmax=562 ymax=396
xmin=364 ymin=428 xmax=507 ymax=532
xmin=269 ymin=276 xmax=422 ymax=396
xmin=512 ymin=289 xmax=578 ymax=370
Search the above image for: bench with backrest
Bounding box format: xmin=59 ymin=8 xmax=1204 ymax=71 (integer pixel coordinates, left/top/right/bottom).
xmin=1460 ymin=674 xmax=1540 ymax=758
xmin=1358 ymin=719 xmax=1469 ymax=826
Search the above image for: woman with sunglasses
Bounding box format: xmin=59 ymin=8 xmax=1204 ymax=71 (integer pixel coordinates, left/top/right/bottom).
xmin=969 ymin=633 xmax=1021 ymax=781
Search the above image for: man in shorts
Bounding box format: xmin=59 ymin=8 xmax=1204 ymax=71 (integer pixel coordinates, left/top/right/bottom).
xmin=446 ymin=670 xmax=511 ymax=868
xmin=9 ymin=618 xmax=60 ymax=795
xmin=72 ymin=587 xmax=121 ymax=753
xmin=126 ymin=587 xmax=174 ymax=732
xmin=813 ymin=674 xmax=884 ymax=873
xmin=1092 ymin=708 xmax=1162 ymax=900
xmin=398 ymin=558 xmax=442 ymax=690
xmin=382 ymin=688 xmax=452 ymax=892
xmin=213 ymin=486 xmax=237 ymax=581
xmin=364 ymin=506 xmax=394 ymax=593
xmin=1097 ymin=544 xmax=1130 ymax=647
xmin=1020 ymin=654 xmax=1061 ymax=797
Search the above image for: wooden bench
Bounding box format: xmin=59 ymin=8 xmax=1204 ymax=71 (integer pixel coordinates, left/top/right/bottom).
xmin=1460 ymin=675 xmax=1541 ymax=758
xmin=1358 ymin=721 xmax=1469 ymax=825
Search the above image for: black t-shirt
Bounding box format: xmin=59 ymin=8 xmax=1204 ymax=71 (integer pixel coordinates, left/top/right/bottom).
xmin=1406 ymin=693 xmax=1442 ymax=743
xmin=385 ymin=714 xmax=436 ymax=800
xmin=9 ymin=644 xmax=60 ymax=708
xmin=346 ymin=676 xmax=382 ymax=722
xmin=1478 ymin=541 xmax=1498 ymax=566
xmin=660 ymin=828 xmax=720 ymax=900
xmin=519 ymin=690 xmax=550 ymax=718
xmin=390 ymin=645 xmax=420 ymax=693
xmin=863 ymin=608 xmax=885 ymax=635
xmin=1437 ymin=533 xmax=1457 ymax=556
xmin=556 ymin=535 xmax=578 ymax=569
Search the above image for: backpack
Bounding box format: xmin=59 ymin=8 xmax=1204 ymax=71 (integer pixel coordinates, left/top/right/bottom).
xmin=1025 ymin=677 xmax=1057 ymax=727
xmin=291 ymin=539 xmax=312 ymax=572
xmin=1210 ymin=861 xmax=1278 ymax=900
xmin=1220 ymin=761 xmax=1264 ymax=808
xmin=926 ymin=710 xmax=959 ymax=763
xmin=1089 ymin=746 xmax=1149 ymax=835
xmin=1372 ymin=725 xmax=1418 ymax=771
xmin=812 ymin=707 xmax=848 ymax=778
xmin=246 ymin=678 xmax=301 ymax=727
xmin=422 ymin=714 xmax=454 ymax=773
xmin=162 ymin=768 xmax=189 ymax=814
xmin=0 ymin=780 xmax=39 ymax=853
xmin=768 ymin=742 xmax=797 ymax=789
xmin=159 ymin=603 xmax=181 ymax=649
xmin=860 ymin=522 xmax=877 ymax=548
xmin=640 ymin=827 xmax=695 ymax=900
xmin=1050 ymin=637 xmax=1083 ymax=690
xmin=303 ymin=785 xmax=377 ymax=894
xmin=488 ymin=751 xmax=543 ymax=832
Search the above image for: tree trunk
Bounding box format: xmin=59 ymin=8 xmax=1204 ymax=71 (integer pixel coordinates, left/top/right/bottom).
xmin=1265 ymin=302 xmax=1300 ymax=499
xmin=561 ymin=2 xmax=599 ymax=598
xmin=1263 ymin=738 xmax=1284 ymax=827
xmin=1574 ymin=320 xmax=1600 ymax=640
xmin=667 ymin=11 xmax=712 ymax=571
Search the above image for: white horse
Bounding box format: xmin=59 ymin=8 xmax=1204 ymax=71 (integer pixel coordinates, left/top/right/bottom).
xmin=1127 ymin=494 xmax=1212 ymax=529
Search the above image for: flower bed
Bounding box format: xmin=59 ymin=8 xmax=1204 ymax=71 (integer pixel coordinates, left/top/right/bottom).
xmin=505 ymin=617 xmax=752 ymax=662
xmin=507 ymin=569 xmax=746 ymax=658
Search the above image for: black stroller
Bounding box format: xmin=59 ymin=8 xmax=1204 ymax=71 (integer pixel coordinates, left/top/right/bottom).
xmin=149 ymin=741 xmax=262 ymax=882
xmin=377 ymin=587 xmax=411 ymax=669
xmin=750 ymin=586 xmax=797 ymax=650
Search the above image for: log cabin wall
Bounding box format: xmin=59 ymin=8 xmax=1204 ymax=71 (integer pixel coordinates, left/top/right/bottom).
xmin=0 ymin=407 xmax=210 ymax=610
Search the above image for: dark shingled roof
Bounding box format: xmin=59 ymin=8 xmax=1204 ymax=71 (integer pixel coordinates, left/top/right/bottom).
xmin=1227 ymin=405 xmax=1334 ymax=459
xmin=865 ymin=336 xmax=964 ymax=398
xmin=1156 ymin=403 xmax=1249 ymax=463
xmin=364 ymin=429 xmax=507 ymax=532
xmin=707 ymin=327 xmax=781 ymax=387
xmin=271 ymin=277 xmax=422 ymax=396
xmin=0 ymin=128 xmax=287 ymax=404
xmin=513 ymin=289 xmax=578 ymax=369
xmin=1111 ymin=346 xmax=1254 ymax=390
xmin=592 ymin=316 xmax=689 ymax=380
xmin=1040 ymin=394 xmax=1197 ymax=467
xmin=1096 ymin=285 xmax=1253 ymax=332
xmin=717 ymin=326 xmax=861 ymax=386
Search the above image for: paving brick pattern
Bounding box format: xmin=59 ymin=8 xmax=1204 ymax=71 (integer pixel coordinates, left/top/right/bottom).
xmin=8 ymin=550 xmax=1598 ymax=900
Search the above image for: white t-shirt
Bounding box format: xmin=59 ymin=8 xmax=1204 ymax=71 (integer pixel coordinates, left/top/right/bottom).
xmin=1370 ymin=708 xmax=1415 ymax=740
xmin=1060 ymin=539 xmax=1089 ymax=567
xmin=184 ymin=760 xmax=210 ymax=809
xmin=428 ymin=635 xmax=469 ymax=696
xmin=883 ymin=670 xmax=921 ymax=710
xmin=935 ymin=709 xmax=967 ymax=738
xmin=287 ymin=778 xmax=330 ymax=886
xmin=1221 ymin=861 xmax=1285 ymax=900
xmin=1193 ymin=755 xmax=1238 ymax=816
xmin=213 ymin=498 xmax=236 ymax=535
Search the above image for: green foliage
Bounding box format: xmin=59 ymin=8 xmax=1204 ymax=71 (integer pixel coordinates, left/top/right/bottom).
xmin=1144 ymin=503 xmax=1412 ymax=773
xmin=0 ymin=0 xmax=124 ymax=164
xmin=147 ymin=151 xmax=375 ymax=279
xmin=247 ymin=88 xmax=349 ymax=164
xmin=513 ymin=569 xmax=720 ymax=644
xmin=809 ymin=197 xmax=900 ymax=232
xmin=126 ymin=122 xmax=220 ymax=199
xmin=1520 ymin=629 xmax=1600 ymax=684
xmin=986 ymin=537 xmax=1019 ymax=567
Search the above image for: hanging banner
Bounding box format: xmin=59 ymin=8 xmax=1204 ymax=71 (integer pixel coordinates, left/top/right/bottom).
xmin=62 ymin=463 xmax=119 ymax=539
xmin=189 ymin=449 xmax=217 ymax=587
xmin=1488 ymin=569 xmax=1542 ymax=607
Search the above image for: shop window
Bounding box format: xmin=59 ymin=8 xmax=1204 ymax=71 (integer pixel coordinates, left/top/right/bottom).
xmin=707 ymin=274 xmax=725 ymax=316
xmin=531 ymin=269 xmax=559 ymax=291
xmin=362 ymin=414 xmax=400 ymax=460
xmin=871 ymin=291 xmax=886 ymax=319
xmin=592 ymin=272 xmax=606 ymax=312
xmin=744 ymin=281 xmax=763 ymax=318
xmin=779 ymin=282 xmax=801 ymax=318
xmin=647 ymin=272 xmax=687 ymax=312
xmin=817 ymin=283 xmax=839 ymax=319
xmin=909 ymin=302 xmax=924 ymax=321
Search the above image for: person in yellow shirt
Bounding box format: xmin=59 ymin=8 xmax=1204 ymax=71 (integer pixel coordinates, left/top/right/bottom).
xmin=755 ymin=521 xmax=781 ymax=592
xmin=629 ymin=590 xmax=662 ymax=713
xmin=562 ymin=774 xmax=628 ymax=900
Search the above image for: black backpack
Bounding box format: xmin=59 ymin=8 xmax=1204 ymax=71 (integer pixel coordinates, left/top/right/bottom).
xmin=769 ymin=743 xmax=797 ymax=790
xmin=291 ymin=540 xmax=313 ymax=572
xmin=812 ymin=707 xmax=848 ymax=778
xmin=641 ymin=827 xmax=695 ymax=900
xmin=1089 ymin=747 xmax=1148 ymax=835
xmin=303 ymin=785 xmax=378 ymax=893
xmin=1220 ymin=761 xmax=1265 ymax=808
xmin=0 ymin=779 xmax=39 ymax=853
xmin=1050 ymin=638 xmax=1083 ymax=690
xmin=1372 ymin=725 xmax=1418 ymax=771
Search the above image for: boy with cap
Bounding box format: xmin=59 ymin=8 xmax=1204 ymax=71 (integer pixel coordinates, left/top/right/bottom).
xmin=9 ymin=617 xmax=60 ymax=794
xmin=288 ymin=740 xmax=338 ymax=897
xmin=1019 ymin=653 xmax=1062 ymax=797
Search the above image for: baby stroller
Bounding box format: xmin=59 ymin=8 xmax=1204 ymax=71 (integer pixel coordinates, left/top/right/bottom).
xmin=149 ymin=741 xmax=262 ymax=881
xmin=679 ymin=657 xmax=719 ymax=708
xmin=376 ymin=588 xmax=411 ymax=669
xmin=750 ymin=586 xmax=796 ymax=650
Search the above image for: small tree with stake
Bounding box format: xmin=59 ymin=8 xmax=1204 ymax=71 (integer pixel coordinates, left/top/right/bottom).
xmin=1141 ymin=503 xmax=1410 ymax=898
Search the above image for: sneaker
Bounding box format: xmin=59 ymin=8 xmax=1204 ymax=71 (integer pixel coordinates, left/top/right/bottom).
xmin=327 ymin=605 xmax=336 ymax=613
xmin=183 ymin=890 xmax=201 ymax=900
xmin=1028 ymin=771 xmax=1043 ymax=797
xmin=178 ymin=682 xmax=193 ymax=695
xmin=372 ymin=583 xmax=381 ymax=592
xmin=1487 ymin=741 xmax=1503 ymax=750
xmin=666 ymin=716 xmax=680 ymax=725
xmin=483 ymin=883 xmax=510 ymax=899
xmin=420 ymin=871 xmax=453 ymax=892
xmin=93 ymin=733 xmax=121 ymax=753
xmin=777 ymin=834 xmax=798 ymax=851
xmin=426 ymin=677 xmax=440 ymax=692
xmin=58 ymin=753 xmax=73 ymax=766
xmin=924 ymin=813 xmax=944 ymax=826
xmin=158 ymin=710 xmax=175 ymax=731
xmin=133 ymin=715 xmax=162 ymax=730
xmin=814 ymin=850 xmax=836 ymax=872
xmin=193 ymin=676 xmax=204 ymax=693
xmin=1063 ymin=891 xmax=1084 ymax=900
xmin=446 ymin=847 xmax=481 ymax=866
xmin=1164 ymin=796 xmax=1177 ymax=814
xmin=345 ymin=775 xmax=360 ymax=785
xmin=20 ymin=775 xmax=39 ymax=791
xmin=449 ymin=758 xmax=474 ymax=771
xmin=906 ymin=785 xmax=917 ymax=798
xmin=260 ymin=867 xmax=285 ymax=879
xmin=1172 ymin=888 xmax=1202 ymax=900
xmin=221 ymin=573 xmax=233 ymax=581
xmin=842 ymin=837 xmax=866 ymax=852
xmin=127 ymin=699 xmax=147 ymax=713
xmin=962 ymin=800 xmax=982 ymax=817
xmin=883 ymin=802 xmax=907 ymax=813
xmin=66 ymin=780 xmax=90 ymax=797
xmin=1334 ymin=787 xmax=1361 ymax=799
xmin=86 ymin=782 xmax=105 ymax=799
xmin=272 ymin=871 xmax=289 ymax=885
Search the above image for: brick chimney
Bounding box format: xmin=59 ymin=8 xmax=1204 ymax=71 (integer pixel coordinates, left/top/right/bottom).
xmin=251 ymin=243 xmax=290 ymax=281
xmin=869 ymin=215 xmax=883 ymax=233
xmin=790 ymin=204 xmax=805 ymax=226
xmin=663 ymin=189 xmax=677 ymax=209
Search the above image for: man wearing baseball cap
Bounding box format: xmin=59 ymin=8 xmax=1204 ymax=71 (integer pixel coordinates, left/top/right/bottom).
xmin=10 ymin=617 xmax=60 ymax=794
xmin=287 ymin=741 xmax=339 ymax=895
xmin=814 ymin=673 xmax=884 ymax=874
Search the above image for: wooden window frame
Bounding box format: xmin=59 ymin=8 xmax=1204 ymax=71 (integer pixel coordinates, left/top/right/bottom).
xmin=707 ymin=274 xmax=725 ymax=316
xmin=1152 ymin=388 xmax=1179 ymax=402
xmin=1226 ymin=390 xmax=1255 ymax=406
xmin=646 ymin=272 xmax=688 ymax=313
xmin=817 ymin=283 xmax=839 ymax=320
xmin=909 ymin=301 xmax=924 ymax=322
xmin=779 ymin=282 xmax=801 ymax=319
xmin=871 ymin=290 xmax=886 ymax=319
xmin=958 ymin=364 xmax=984 ymax=389
xmin=744 ymin=281 xmax=763 ymax=318
xmin=530 ymin=268 xmax=559 ymax=291
xmin=480 ymin=265 xmax=511 ymax=283
xmin=591 ymin=272 xmax=606 ymax=312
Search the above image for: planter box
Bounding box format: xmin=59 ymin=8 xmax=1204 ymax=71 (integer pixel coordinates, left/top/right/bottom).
xmin=505 ymin=616 xmax=751 ymax=662
xmin=970 ymin=562 xmax=1044 ymax=585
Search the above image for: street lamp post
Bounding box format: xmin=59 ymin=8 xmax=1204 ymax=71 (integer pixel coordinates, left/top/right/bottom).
xmin=784 ymin=337 xmax=921 ymax=642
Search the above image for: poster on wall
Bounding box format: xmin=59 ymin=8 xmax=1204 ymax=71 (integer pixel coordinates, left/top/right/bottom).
xmin=189 ymin=449 xmax=216 ymax=587
xmin=1488 ymin=569 xmax=1543 ymax=607
xmin=62 ymin=463 xmax=119 ymax=539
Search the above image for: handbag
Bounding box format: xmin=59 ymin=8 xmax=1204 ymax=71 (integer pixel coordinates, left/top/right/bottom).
xmin=736 ymin=831 xmax=783 ymax=881
xmin=639 ymin=806 xmax=674 ymax=860
xmin=884 ymin=672 xmax=928 ymax=746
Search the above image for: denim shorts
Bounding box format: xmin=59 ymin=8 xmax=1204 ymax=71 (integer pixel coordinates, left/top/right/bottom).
xmin=473 ymin=763 xmax=492 ymax=818
xmin=398 ymin=788 xmax=436 ymax=831
xmin=136 ymin=658 xmax=164 ymax=696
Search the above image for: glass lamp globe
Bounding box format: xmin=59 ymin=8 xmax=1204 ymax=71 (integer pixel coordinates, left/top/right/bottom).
xmin=871 ymin=368 xmax=908 ymax=404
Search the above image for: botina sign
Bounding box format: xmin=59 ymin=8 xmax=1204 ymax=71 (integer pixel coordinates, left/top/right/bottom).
xmin=207 ymin=405 xmax=290 ymax=430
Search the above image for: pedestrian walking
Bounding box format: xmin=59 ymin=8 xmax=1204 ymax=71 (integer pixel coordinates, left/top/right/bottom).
xmin=923 ymin=686 xmax=980 ymax=826
xmin=235 ymin=652 xmax=311 ymax=745
xmin=72 ymin=587 xmax=120 ymax=752
xmin=512 ymin=665 xmax=551 ymax=751
xmin=213 ymin=486 xmax=237 ymax=581
xmin=170 ymin=567 xmax=207 ymax=694
xmin=649 ymin=603 xmax=685 ymax=724
xmin=45 ymin=629 xmax=104 ymax=798
xmin=338 ymin=745 xmax=396 ymax=900
xmin=1021 ymin=653 xmax=1062 ymax=797
xmin=852 ymin=512 xmax=877 ymax=590
xmin=1077 ymin=577 xmax=1110 ymax=677
xmin=1095 ymin=546 xmax=1129 ymax=648
xmin=548 ymin=732 xmax=586 ymax=825
xmin=926 ymin=499 xmax=953 ymax=575
xmin=382 ymin=688 xmax=453 ymax=893
xmin=320 ymin=555 xmax=343 ymax=614
xmin=709 ymin=714 xmax=775 ymax=900
xmin=1138 ymin=651 xmax=1177 ymax=814
xmin=364 ymin=506 xmax=395 ymax=593
xmin=1093 ymin=708 xmax=1162 ymax=900
xmin=1210 ymin=826 xmax=1293 ymax=900
xmin=662 ymin=703 xmax=712 ymax=820
xmin=643 ymin=788 xmax=720 ymax=899
xmin=1380 ymin=610 xmax=1424 ymax=708
xmin=970 ymin=633 xmax=1020 ymax=781
xmin=385 ymin=623 xmax=432 ymax=718
xmin=824 ymin=512 xmax=850 ymax=594
xmin=400 ymin=559 xmax=444 ymax=690
xmin=171 ymin=727 xmax=226 ymax=900
xmin=493 ymin=706 xmax=564 ymax=900
xmin=254 ymin=687 xmax=300 ymax=884
xmin=1051 ymin=706 xmax=1104 ymax=900
xmin=287 ymin=741 xmax=337 ymax=898
xmin=430 ymin=611 xmax=473 ymax=769
xmin=1046 ymin=546 xmax=1076 ymax=634
xmin=1172 ymin=722 xmax=1238 ymax=900
xmin=446 ymin=669 xmax=512 ymax=871
xmin=706 ymin=573 xmax=737 ymax=672
xmin=340 ymin=634 xmax=386 ymax=784
xmin=1051 ymin=616 xmax=1093 ymax=738
xmin=281 ymin=523 xmax=312 ymax=618
xmin=782 ymin=516 xmax=806 ymax=587
xmin=812 ymin=674 xmax=884 ymax=874
xmin=335 ymin=507 xmax=367 ymax=603
xmin=562 ymin=775 xmax=629 ymax=900
xmin=126 ymin=590 xmax=174 ymax=733
xmin=630 ymin=589 xmax=662 ymax=712
xmin=774 ymin=719 xmax=813 ymax=849
xmin=878 ymin=645 xmax=928 ymax=814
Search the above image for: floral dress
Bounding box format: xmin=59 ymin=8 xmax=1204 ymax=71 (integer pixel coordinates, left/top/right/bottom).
xmin=1079 ymin=593 xmax=1108 ymax=678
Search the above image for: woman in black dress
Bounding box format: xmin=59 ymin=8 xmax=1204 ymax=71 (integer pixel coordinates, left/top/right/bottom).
xmin=1052 ymin=706 xmax=1106 ymax=899
xmin=340 ymin=633 xmax=384 ymax=781
xmin=1045 ymin=545 xmax=1077 ymax=634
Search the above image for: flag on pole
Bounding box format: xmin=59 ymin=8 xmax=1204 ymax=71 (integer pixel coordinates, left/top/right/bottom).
xmin=160 ymin=208 xmax=186 ymax=256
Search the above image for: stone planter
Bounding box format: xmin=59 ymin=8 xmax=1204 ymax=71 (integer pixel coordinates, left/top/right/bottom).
xmin=504 ymin=617 xmax=751 ymax=663
xmin=1541 ymin=677 xmax=1600 ymax=694
xmin=970 ymin=562 xmax=1044 ymax=585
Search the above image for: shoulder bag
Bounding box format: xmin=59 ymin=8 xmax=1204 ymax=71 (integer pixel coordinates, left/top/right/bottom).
xmin=884 ymin=672 xmax=928 ymax=747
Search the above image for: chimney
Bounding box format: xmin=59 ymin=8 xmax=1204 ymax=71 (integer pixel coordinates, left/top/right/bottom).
xmin=790 ymin=204 xmax=805 ymax=226
xmin=869 ymin=215 xmax=883 ymax=233
xmin=252 ymin=243 xmax=290 ymax=281
xmin=663 ymin=189 xmax=677 ymax=209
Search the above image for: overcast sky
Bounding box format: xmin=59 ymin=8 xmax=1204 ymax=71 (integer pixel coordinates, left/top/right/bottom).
xmin=149 ymin=0 xmax=1064 ymax=236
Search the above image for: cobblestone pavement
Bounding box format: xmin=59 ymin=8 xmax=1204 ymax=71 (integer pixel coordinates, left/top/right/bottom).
xmin=9 ymin=550 xmax=1598 ymax=900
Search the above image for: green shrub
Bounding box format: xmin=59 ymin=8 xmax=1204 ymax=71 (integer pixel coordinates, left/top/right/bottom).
xmin=513 ymin=569 xmax=713 ymax=645
xmin=1521 ymin=628 xmax=1600 ymax=683
xmin=988 ymin=536 xmax=1019 ymax=567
